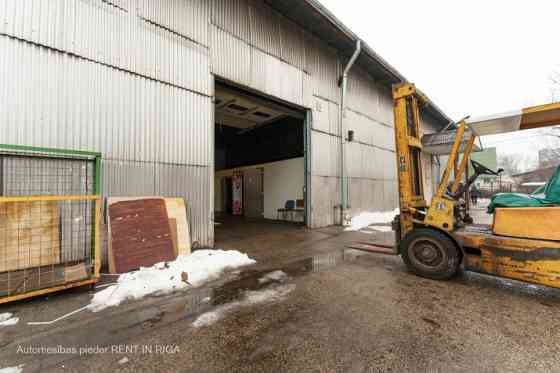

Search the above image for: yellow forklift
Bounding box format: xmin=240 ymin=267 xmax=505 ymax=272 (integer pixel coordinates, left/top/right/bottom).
xmin=392 ymin=83 xmax=560 ymax=287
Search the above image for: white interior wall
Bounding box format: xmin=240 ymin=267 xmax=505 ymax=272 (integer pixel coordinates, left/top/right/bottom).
xmin=263 ymin=158 xmax=304 ymax=220
xmin=215 ymin=157 xmax=304 ymax=221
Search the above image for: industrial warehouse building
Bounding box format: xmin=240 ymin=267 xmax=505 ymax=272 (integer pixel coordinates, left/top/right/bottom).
xmin=0 ymin=0 xmax=451 ymax=249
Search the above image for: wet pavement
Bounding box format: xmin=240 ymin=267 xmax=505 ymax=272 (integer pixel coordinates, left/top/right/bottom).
xmin=2 ymin=217 xmax=560 ymax=372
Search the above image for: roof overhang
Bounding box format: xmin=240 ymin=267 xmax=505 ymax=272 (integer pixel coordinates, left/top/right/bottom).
xmin=466 ymin=102 xmax=560 ymax=136
xmin=422 ymin=129 xmax=481 ymax=155
xmin=266 ymin=0 xmax=453 ymax=128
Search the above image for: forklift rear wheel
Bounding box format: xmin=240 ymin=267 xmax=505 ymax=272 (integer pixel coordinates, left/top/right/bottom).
xmin=400 ymin=229 xmax=460 ymax=280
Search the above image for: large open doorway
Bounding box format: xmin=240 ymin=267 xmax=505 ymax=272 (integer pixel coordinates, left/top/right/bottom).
xmin=214 ymin=81 xmax=307 ymax=232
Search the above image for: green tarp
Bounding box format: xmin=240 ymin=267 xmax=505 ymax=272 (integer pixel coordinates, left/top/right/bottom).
xmin=487 ymin=165 xmax=560 ymax=213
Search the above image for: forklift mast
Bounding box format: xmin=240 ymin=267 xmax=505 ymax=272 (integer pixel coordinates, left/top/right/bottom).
xmin=392 ymin=84 xmax=477 ymax=241
xmin=392 ymin=84 xmax=427 ymax=240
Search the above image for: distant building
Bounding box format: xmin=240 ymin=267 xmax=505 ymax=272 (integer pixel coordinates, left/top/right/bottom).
xmin=512 ymin=166 xmax=557 ymax=193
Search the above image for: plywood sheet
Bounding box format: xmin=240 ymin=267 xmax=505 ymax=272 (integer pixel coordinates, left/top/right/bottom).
xmin=108 ymin=198 xmax=175 ymax=274
xmin=493 ymin=207 xmax=560 ymax=241
xmin=164 ymin=198 xmax=191 ymax=255
xmin=0 ymin=201 xmax=61 ymax=273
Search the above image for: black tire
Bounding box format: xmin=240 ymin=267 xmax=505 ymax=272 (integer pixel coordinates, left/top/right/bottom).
xmin=399 ymin=228 xmax=460 ymax=280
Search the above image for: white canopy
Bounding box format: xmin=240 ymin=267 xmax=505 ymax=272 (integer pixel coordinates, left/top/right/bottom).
xmin=465 ymin=102 xmax=560 ymax=136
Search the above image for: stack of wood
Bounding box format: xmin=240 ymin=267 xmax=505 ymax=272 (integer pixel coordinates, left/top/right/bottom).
xmin=107 ymin=197 xmax=191 ymax=274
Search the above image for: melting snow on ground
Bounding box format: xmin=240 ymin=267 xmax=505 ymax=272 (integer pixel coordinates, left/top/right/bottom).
xmin=345 ymin=208 xmax=399 ymax=232
xmin=192 ymin=284 xmax=295 ymax=328
xmin=0 ymin=365 xmax=24 ymax=373
xmin=0 ymin=313 xmax=19 ymax=327
xmin=258 ymin=270 xmax=288 ymax=284
xmin=90 ymin=250 xmax=256 ymax=312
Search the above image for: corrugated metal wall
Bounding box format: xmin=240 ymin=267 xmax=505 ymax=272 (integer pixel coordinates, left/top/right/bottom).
xmin=0 ymin=0 xmax=214 ymax=251
xmin=1 ymin=0 xmax=432 ymax=240
xmin=344 ymin=67 xmax=400 ymax=217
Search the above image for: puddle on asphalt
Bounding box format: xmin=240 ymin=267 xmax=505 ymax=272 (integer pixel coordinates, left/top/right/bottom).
xmin=183 ymin=249 xmax=560 ymax=322
xmin=183 ymin=251 xmax=351 ymax=320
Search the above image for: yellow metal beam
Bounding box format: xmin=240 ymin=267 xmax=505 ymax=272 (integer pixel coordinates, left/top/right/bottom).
xmin=0 ymin=279 xmax=98 ymax=305
xmin=450 ymin=133 xmax=476 ymax=194
xmin=0 ymin=195 xmax=100 ymax=203
xmin=435 ymin=121 xmax=466 ymax=198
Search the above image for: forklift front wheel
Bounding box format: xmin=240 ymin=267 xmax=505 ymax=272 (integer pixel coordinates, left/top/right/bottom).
xmin=400 ymin=228 xmax=460 ymax=280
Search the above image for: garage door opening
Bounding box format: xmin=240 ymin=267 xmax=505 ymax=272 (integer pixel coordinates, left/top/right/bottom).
xmin=214 ymin=82 xmax=307 ymax=229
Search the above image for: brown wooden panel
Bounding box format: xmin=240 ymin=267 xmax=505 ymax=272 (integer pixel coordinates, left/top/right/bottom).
xmin=108 ymin=199 xmax=175 ymax=273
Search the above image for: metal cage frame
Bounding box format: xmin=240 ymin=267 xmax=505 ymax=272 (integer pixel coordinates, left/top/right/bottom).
xmin=0 ymin=144 xmax=102 ymax=304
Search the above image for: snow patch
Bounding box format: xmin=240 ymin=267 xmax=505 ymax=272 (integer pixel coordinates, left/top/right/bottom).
xmin=0 ymin=365 xmax=24 ymax=373
xmin=258 ymin=270 xmax=288 ymax=284
xmin=192 ymin=284 xmax=295 ymax=328
xmin=345 ymin=209 xmax=399 ymax=231
xmin=0 ymin=313 xmax=19 ymax=327
xmin=89 ymin=250 xmax=256 ymax=312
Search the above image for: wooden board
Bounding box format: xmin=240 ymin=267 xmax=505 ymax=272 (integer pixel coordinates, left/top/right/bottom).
xmin=164 ymin=198 xmax=191 ymax=255
xmin=0 ymin=201 xmax=61 ymax=273
xmin=493 ymin=207 xmax=560 ymax=241
xmin=169 ymin=218 xmax=178 ymax=256
xmin=0 ymin=263 xmax=66 ymax=296
xmin=108 ymin=198 xmax=175 ymax=274
xmin=64 ymin=262 xmax=88 ymax=282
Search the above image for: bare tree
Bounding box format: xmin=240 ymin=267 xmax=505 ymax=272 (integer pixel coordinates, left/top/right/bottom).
xmin=498 ymin=153 xmax=526 ymax=175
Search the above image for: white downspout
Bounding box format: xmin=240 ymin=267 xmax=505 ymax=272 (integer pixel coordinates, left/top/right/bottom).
xmin=340 ymin=39 xmax=361 ymax=225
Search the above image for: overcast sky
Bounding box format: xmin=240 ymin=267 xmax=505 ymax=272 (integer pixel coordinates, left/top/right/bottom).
xmin=319 ymin=0 xmax=560 ymax=167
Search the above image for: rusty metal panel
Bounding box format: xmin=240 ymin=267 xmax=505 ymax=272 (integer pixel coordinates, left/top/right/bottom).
xmin=212 ymin=0 xmax=251 ymax=42
xmin=108 ymin=198 xmax=175 ymax=273
xmin=137 ymin=0 xmax=210 ymax=46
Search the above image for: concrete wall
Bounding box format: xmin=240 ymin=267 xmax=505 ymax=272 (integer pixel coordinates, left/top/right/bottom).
xmin=215 ymin=158 xmax=304 ymax=222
